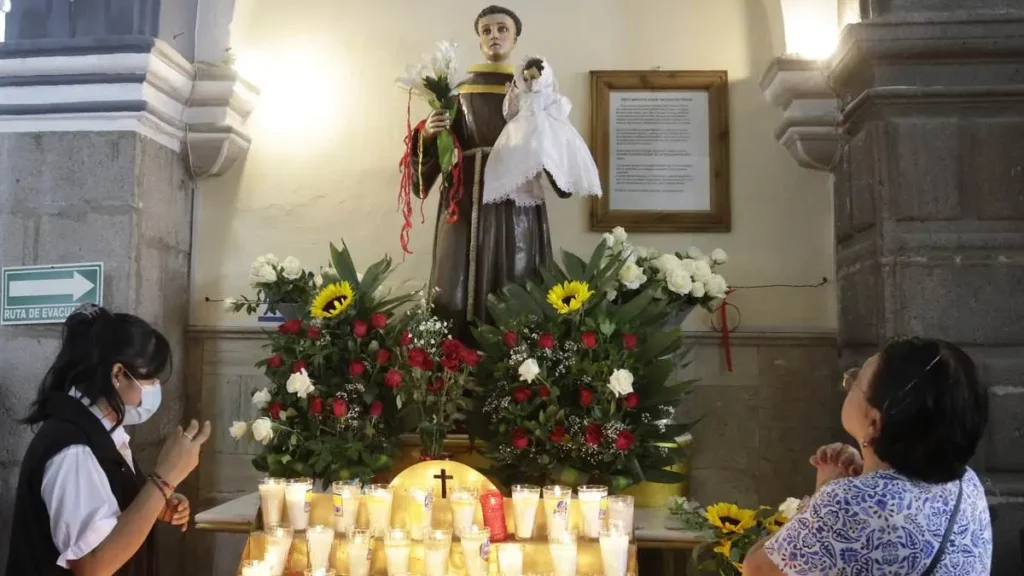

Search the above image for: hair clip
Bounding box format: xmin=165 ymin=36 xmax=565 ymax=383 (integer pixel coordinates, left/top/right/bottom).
xmin=72 ymin=303 xmax=102 ymax=318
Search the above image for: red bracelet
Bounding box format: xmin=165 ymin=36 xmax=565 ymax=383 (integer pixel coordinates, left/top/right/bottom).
xmin=147 ymin=474 xmax=175 ymax=500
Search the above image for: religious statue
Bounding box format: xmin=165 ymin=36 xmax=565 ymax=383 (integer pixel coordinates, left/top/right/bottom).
xmin=405 ymin=5 xmax=576 ymax=343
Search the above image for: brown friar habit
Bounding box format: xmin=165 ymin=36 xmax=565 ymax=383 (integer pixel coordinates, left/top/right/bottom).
xmin=411 ymin=62 xmax=569 ymax=344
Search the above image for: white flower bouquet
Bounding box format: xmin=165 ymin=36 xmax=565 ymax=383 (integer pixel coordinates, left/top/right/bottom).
xmin=225 ymin=253 xmax=317 ymax=317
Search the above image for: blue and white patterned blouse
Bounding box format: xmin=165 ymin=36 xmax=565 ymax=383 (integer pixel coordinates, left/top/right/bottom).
xmin=765 ymin=467 xmax=991 ymax=576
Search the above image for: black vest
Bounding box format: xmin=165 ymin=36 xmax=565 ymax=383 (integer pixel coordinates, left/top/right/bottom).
xmin=5 ymin=393 xmax=156 ymax=576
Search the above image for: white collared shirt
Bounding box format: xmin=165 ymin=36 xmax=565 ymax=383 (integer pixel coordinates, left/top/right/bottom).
xmin=41 ymin=390 xmax=134 ymax=568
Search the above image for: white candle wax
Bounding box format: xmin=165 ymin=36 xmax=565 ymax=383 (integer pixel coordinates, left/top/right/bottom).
xmin=407 ymin=487 xmax=433 ymax=540
xmin=263 ymin=530 xmax=293 ymax=576
xmin=449 ymin=488 xmax=478 ymax=538
xmin=459 ymin=528 xmax=490 ymax=576
xmin=511 ymin=487 xmax=540 ymax=540
xmin=364 ymin=487 xmax=393 ymax=538
xmin=606 ymin=496 xmax=635 ymax=539
xmin=496 ymin=543 xmax=524 ymax=576
xmin=240 ymin=560 xmax=271 ymax=576
xmin=305 ymin=525 xmax=334 ymax=570
xmin=424 ymin=530 xmax=452 ymax=576
xmin=384 ymin=539 xmax=411 ymax=575
xmin=577 ymin=486 xmax=608 ymax=539
xmin=542 ymin=490 xmax=570 ymax=539
xmin=284 ymin=480 xmax=312 ymax=531
xmin=600 ymin=531 xmax=630 ymax=576
xmin=547 ymin=540 xmax=578 ymax=576
xmin=258 ymin=480 xmax=286 ymax=527
xmin=332 ymin=481 xmax=361 ymax=534
xmin=346 ymin=537 xmax=371 ymax=576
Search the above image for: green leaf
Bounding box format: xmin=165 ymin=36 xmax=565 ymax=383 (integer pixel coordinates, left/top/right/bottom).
xmin=561 ymin=249 xmax=587 ymax=280
xmin=437 ymin=131 xmax=456 ymax=173
xmin=504 ymin=284 xmax=545 ymax=319
xmin=358 ymin=256 xmax=391 ymax=300
xmin=637 ymin=331 xmax=684 ymax=363
xmin=329 ymin=242 xmax=360 ymax=288
xmin=642 ymin=468 xmax=687 ymax=483
xmin=585 ymin=240 xmax=608 ymax=280
xmin=613 ymin=289 xmax=655 ymax=325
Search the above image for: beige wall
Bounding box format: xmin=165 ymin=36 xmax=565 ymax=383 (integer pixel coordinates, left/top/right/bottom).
xmin=191 ymin=0 xmax=836 ymax=331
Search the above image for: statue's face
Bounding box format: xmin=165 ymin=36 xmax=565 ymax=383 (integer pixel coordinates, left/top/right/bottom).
xmin=477 ymin=14 xmax=517 ymax=63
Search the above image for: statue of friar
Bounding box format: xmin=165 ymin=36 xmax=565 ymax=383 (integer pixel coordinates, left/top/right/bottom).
xmin=409 ymin=5 xmax=571 ymax=343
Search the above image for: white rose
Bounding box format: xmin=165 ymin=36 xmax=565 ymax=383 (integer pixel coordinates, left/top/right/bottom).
xmin=693 ymin=260 xmax=713 ymax=283
xmin=778 ymin=497 xmax=802 ymax=520
xmin=518 ymin=359 xmax=541 ymax=383
xmin=605 ymin=289 xmax=618 ymax=302
xmin=223 ymin=297 xmax=237 ymax=312
xmin=252 ymin=388 xmax=272 ymax=408
xmin=229 ymin=420 xmax=248 ymax=440
xmin=250 ymin=261 xmax=278 ymax=285
xmin=286 ymin=369 xmax=315 ymax=399
xmin=666 ymin=268 xmax=694 ymax=296
xmin=691 ymin=281 xmax=706 ymax=298
xmin=618 ymin=261 xmax=648 ymax=290
xmin=633 ymin=245 xmax=659 ymax=261
xmin=313 ymin=273 xmax=323 ymax=288
xmin=281 ymin=256 xmax=303 ymax=280
xmin=608 ymin=369 xmax=634 ymax=397
xmin=602 ymin=233 xmax=615 ymax=248
xmin=251 ymin=417 xmax=274 ymax=445
xmin=711 ymin=248 xmax=728 ymax=265
xmin=686 ymin=246 xmax=704 ymax=260
xmin=652 ymin=254 xmax=682 ymax=276
xmin=706 ymin=274 xmax=729 ymax=298
xmin=678 ymin=258 xmax=698 ymax=276
xmin=261 ymin=254 xmax=279 ymax=266
xmin=611 ymin=226 xmax=628 ymax=244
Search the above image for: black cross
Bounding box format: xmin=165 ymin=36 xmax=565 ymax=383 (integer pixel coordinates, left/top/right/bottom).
xmin=433 ymin=468 xmax=454 ymax=498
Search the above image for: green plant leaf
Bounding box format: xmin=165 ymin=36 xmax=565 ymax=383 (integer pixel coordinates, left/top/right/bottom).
xmin=585 ymin=240 xmax=608 ymax=280
xmin=329 ymin=242 xmax=360 ymax=288
xmin=561 ymin=249 xmax=588 ymax=280
xmin=437 ymin=131 xmax=456 ymax=173
xmin=643 ymin=468 xmax=687 ymax=483
xmin=613 ymin=289 xmax=655 ymax=325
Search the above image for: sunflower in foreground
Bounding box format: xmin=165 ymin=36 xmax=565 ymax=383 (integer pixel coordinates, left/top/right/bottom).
xmin=706 ymin=503 xmax=757 ymax=534
xmin=310 ymin=281 xmax=355 ymax=319
xmin=713 ymin=538 xmax=744 ymax=571
xmin=546 ymin=280 xmax=594 ymax=314
xmin=761 ymin=513 xmax=786 ymax=534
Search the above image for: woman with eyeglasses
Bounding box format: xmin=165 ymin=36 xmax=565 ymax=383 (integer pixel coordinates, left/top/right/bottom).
xmin=743 ymin=337 xmax=992 ymax=576
xmin=5 ymin=305 xmax=211 ymax=576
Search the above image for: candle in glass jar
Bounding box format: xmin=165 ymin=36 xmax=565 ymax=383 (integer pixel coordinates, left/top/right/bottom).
xmin=331 ymin=480 xmax=361 ymax=534
xmin=496 ymin=543 xmax=524 ymax=576
xmin=599 ymin=525 xmax=630 ymax=576
xmin=346 ymin=528 xmax=372 ymax=576
xmin=542 ymin=485 xmax=571 ymax=539
xmin=459 ymin=526 xmax=490 ymax=576
xmin=510 ymin=485 xmax=540 ymax=540
xmin=364 ymin=484 xmax=393 ymax=538
xmin=448 ymin=486 xmax=478 ymax=538
xmin=384 ymin=528 xmax=412 ymax=575
xmin=479 ymin=490 xmax=507 ymax=541
xmin=303 ymin=570 xmax=336 ymax=576
xmin=406 ymin=486 xmax=434 ymax=540
xmin=240 ymin=560 xmax=270 ymax=576
xmin=423 ymin=528 xmax=452 ymax=576
xmin=258 ymin=478 xmax=286 ymax=527
xmin=284 ymin=478 xmax=313 ymax=531
xmin=305 ymin=525 xmax=334 ymax=571
xmin=262 ymin=524 xmax=294 ymax=576
xmin=606 ymin=495 xmax=635 ymax=539
xmin=547 ymin=530 xmax=578 ymax=576
xmin=576 ymin=485 xmax=608 ymax=539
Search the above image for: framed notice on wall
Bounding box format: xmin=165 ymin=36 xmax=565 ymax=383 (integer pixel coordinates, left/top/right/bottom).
xmin=589 ymin=70 xmax=730 ymax=232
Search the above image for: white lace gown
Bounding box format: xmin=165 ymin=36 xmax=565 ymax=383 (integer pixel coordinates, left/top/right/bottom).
xmin=483 ymin=59 xmax=602 ymax=206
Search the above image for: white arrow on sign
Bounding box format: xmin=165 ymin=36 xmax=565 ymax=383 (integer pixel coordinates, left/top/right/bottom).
xmin=9 ymin=272 xmax=95 ymax=301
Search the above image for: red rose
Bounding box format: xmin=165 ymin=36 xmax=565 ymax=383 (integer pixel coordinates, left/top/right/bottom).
xmin=353 ymin=319 xmax=369 ymax=338
xmin=306 ymin=326 xmax=321 ymax=340
xmin=420 ymin=357 xmax=435 ymax=372
xmin=622 ymin=392 xmax=639 ymax=410
xmin=503 ymin=331 xmax=519 ymax=348
xmin=441 ymin=338 xmax=463 ymax=356
xmin=309 ymin=396 xmax=323 ymax=415
xmin=268 ymin=401 xmax=282 ymax=420
xmin=291 ymin=359 xmax=307 ymax=373
xmin=512 ymin=386 xmax=532 ymax=404
xmin=549 ymin=425 xmax=566 ymax=444
xmin=266 ymin=354 xmax=284 ymax=369
xmin=384 ymin=369 xmax=403 ymax=389
xmin=622 ymin=333 xmax=638 ymax=351
xmin=370 ymin=313 xmax=387 ymax=330
xmin=581 ymin=331 xmax=598 ymax=349
xmin=458 ymin=347 xmax=481 ymax=367
xmin=408 ymin=348 xmax=429 ymax=369
xmin=369 ymin=400 xmax=383 ymax=417
xmin=277 ymin=319 xmax=302 ymax=336
xmin=538 ymin=333 xmax=555 ymax=350
xmin=441 ymin=354 xmax=461 ymax=373
xmin=349 ymin=360 xmax=366 ymax=378
xmin=331 ymin=397 xmax=348 ymax=418
xmin=538 ymin=385 xmax=551 ymax=399
xmin=585 ymin=423 xmax=604 ymax=446
xmin=510 ymin=428 xmax=530 ymax=450
xmin=615 ymin=429 xmax=636 ymax=451
xmin=401 ymin=331 xmax=413 ymax=347
xmin=579 ymin=388 xmax=594 ymax=407
xmin=375 ymin=349 xmax=392 ymax=366
xmin=426 ymin=377 xmax=444 ymax=392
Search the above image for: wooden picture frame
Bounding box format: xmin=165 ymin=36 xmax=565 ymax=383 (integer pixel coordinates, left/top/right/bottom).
xmin=589 ymin=70 xmax=730 ymax=232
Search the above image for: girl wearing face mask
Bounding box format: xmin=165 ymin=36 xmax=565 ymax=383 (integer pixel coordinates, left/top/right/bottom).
xmin=6 ymin=304 xmax=211 ymax=576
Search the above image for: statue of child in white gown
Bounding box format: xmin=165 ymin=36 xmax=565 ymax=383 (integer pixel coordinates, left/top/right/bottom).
xmin=483 ymin=57 xmax=602 ymax=207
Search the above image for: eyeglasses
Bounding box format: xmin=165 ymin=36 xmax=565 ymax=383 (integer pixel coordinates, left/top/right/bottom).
xmin=841 ymin=355 xmax=943 ymax=414
xmin=841 ymin=368 xmax=861 ymax=393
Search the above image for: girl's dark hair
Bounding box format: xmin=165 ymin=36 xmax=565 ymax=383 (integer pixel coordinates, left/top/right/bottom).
xmin=23 ymin=305 xmax=172 ymax=427
xmin=867 ymin=337 xmax=988 ymax=483
xmin=523 ymin=58 xmax=545 ymax=75
xmin=475 ymin=5 xmax=523 ymax=37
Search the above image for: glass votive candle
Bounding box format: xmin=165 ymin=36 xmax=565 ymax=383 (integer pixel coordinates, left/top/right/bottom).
xmin=258 ymin=478 xmax=286 ymax=527
xmin=384 ymin=528 xmax=412 ymax=575
xmin=459 ymin=526 xmax=490 ymax=576
xmin=449 ymin=486 xmax=479 ymax=538
xmin=284 ymin=478 xmax=313 ymax=530
xmin=262 ymin=523 xmax=294 ymax=576
xmin=305 ymin=524 xmax=334 ymax=571
xmin=423 ymin=528 xmax=453 ymax=576
xmin=606 ymin=495 xmax=635 ymax=539
xmin=240 ymin=560 xmax=271 ymax=576
xmin=304 ymin=570 xmax=336 ymax=576
xmin=599 ymin=524 xmax=630 ymax=576
xmin=576 ymin=485 xmax=608 ymax=539
xmin=511 ymin=485 xmax=540 ymax=540
xmin=547 ymin=529 xmax=578 ymax=576
xmin=364 ymin=484 xmax=394 ymax=538
xmin=496 ymin=542 xmax=524 ymax=576
xmin=346 ymin=528 xmax=373 ymax=576
xmin=406 ymin=486 xmax=434 ymax=540
xmin=542 ymin=485 xmax=571 ymax=539
xmin=331 ymin=480 xmax=361 ymax=534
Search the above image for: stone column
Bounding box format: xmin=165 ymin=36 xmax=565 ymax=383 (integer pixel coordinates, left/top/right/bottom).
xmin=830 ymin=3 xmax=1024 ymax=573
xmin=0 ymin=1 xmax=256 ymax=572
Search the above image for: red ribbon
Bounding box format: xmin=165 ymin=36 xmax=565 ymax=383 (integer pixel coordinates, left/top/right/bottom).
xmin=720 ymin=289 xmax=735 ymax=373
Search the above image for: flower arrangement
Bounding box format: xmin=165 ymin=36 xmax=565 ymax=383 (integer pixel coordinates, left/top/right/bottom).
xmin=225 ymin=253 xmax=318 ymax=317
xmin=667 ymin=496 xmax=802 ymax=575
xmin=472 ymin=238 xmax=696 ymax=490
xmin=601 ymin=227 xmax=729 ymax=317
xmin=228 ymin=242 xmax=418 ymax=486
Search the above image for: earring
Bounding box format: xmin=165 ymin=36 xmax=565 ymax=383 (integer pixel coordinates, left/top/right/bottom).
xmin=860 ymin=439 xmax=871 ymax=448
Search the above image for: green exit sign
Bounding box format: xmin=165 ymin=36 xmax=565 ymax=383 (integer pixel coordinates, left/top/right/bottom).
xmin=1 ymin=263 xmax=104 ymax=325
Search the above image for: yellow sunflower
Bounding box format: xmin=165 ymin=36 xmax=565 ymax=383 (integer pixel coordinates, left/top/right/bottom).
xmin=310 ymin=282 xmax=355 ymax=319
xmin=546 ymin=280 xmax=594 ymax=314
xmin=761 ymin=513 xmax=786 ymax=534
xmin=706 ymin=503 xmax=757 ymax=534
xmin=713 ymin=539 xmax=744 ymax=571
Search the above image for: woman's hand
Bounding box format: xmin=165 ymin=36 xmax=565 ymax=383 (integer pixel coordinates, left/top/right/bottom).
xmin=811 ymin=443 xmax=863 ymax=490
xmin=160 ymin=494 xmax=190 ymax=532
xmin=153 ymin=419 xmax=211 ymax=487
xmin=423 ymin=109 xmax=450 ymax=139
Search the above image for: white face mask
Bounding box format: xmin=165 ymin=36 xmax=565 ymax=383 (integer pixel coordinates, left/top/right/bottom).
xmin=121 ymin=374 xmax=162 ymax=425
